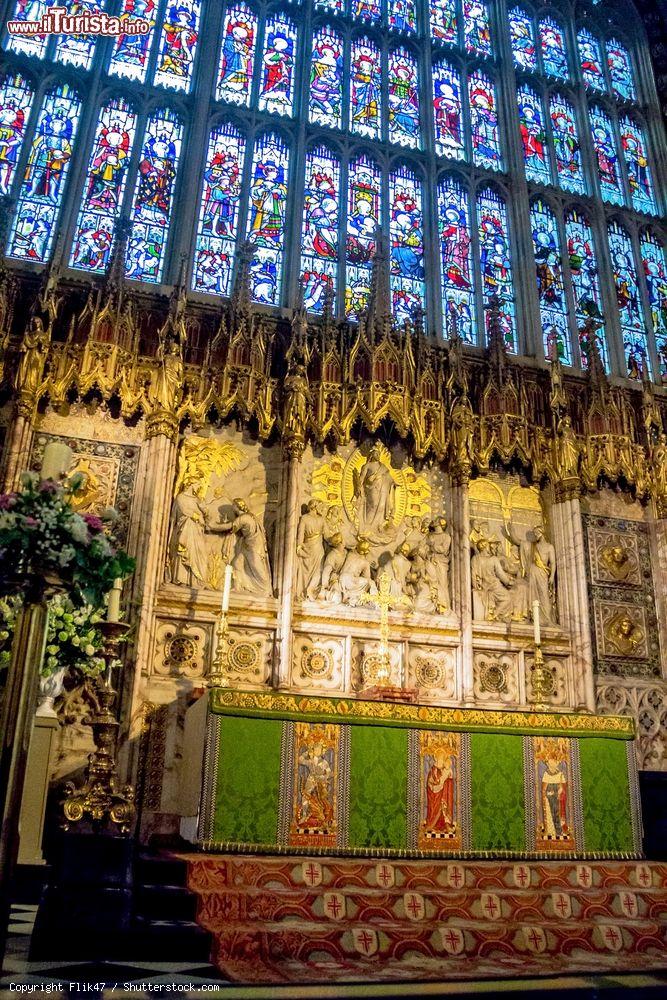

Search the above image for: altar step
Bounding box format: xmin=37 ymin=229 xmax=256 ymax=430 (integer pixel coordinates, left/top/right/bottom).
xmin=183 ymin=854 xmax=667 ymax=984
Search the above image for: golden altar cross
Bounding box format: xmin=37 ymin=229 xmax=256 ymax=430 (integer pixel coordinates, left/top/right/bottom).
xmin=359 ymin=571 xmax=411 ymax=684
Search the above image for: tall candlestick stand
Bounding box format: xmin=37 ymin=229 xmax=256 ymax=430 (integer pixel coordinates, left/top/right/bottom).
xmin=208 ymin=611 xmax=231 ymax=688
xmin=530 ymin=642 xmax=556 ymax=712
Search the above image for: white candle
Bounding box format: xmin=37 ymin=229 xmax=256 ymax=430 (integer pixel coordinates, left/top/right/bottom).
xmin=40 ymin=441 xmax=73 ymax=481
xmin=107 ymin=578 xmax=122 ymax=623
xmin=532 ymin=600 xmax=541 ymax=647
xmin=221 ymin=564 xmax=233 ymax=613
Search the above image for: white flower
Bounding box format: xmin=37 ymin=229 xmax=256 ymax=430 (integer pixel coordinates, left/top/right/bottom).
xmin=69 ymin=515 xmax=89 ymax=544
xmin=58 ymin=546 xmax=75 ymax=567
xmin=84 ymin=644 xmax=96 ymax=656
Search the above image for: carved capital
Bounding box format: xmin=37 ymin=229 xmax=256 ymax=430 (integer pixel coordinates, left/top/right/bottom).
xmin=553 ymin=476 xmax=581 ymax=503
xmin=145 ymin=407 xmax=179 ymax=441
xmin=283 ymin=435 xmax=305 ymax=462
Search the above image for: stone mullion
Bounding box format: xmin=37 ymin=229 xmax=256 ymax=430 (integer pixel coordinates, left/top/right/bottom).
xmin=117 ymin=425 xmax=179 ymax=786
xmin=420 ymin=25 xmax=440 ymax=338
xmin=626 ymin=223 xmax=662 ymax=381
xmin=273 ymin=448 xmax=303 ymax=688
xmin=451 ymin=478 xmax=473 ymax=703
xmin=589 ymin=206 xmax=627 ymax=379
xmin=284 ymin=0 xmax=312 ymax=312
xmin=632 ymin=27 xmax=667 ymax=213
xmin=550 ymin=492 xmax=596 ymax=713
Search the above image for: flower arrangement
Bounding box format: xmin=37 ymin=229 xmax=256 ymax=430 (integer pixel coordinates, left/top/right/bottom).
xmin=0 ymin=594 xmax=106 ymax=678
xmin=0 ymin=472 xmax=134 ymax=607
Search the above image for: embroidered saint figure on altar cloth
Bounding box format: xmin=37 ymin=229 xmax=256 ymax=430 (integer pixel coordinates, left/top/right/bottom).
xmin=289 ymin=723 xmax=339 ymax=848
xmin=418 ymin=731 xmax=462 ymax=851
xmin=533 ymin=737 xmax=576 ymax=852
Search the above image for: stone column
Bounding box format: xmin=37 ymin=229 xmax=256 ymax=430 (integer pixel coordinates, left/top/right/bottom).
xmin=647 ymin=500 xmax=667 ymax=684
xmin=1 ymin=403 xmax=35 ymax=491
xmin=451 ymin=476 xmax=474 ymax=704
xmin=272 ymin=441 xmax=303 ymax=689
xmin=549 ymin=485 xmax=596 ymax=713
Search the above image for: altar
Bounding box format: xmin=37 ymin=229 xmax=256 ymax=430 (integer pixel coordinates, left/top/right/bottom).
xmin=184 ymin=688 xmax=642 ymax=860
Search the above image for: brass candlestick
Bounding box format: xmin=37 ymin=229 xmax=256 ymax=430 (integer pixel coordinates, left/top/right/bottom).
xmin=530 ymin=643 xmax=556 ymax=712
xmin=208 ymin=611 xmax=231 ymax=688
xmin=61 ymin=620 xmax=135 ymax=834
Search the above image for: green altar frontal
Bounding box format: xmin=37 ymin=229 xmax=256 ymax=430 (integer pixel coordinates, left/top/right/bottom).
xmin=193 ymin=690 xmax=642 ymax=860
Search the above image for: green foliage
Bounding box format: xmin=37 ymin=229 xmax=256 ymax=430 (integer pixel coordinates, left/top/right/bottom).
xmin=0 ymin=593 xmax=106 ymax=678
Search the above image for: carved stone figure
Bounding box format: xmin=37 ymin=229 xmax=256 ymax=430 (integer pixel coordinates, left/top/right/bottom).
xmin=471 ymin=537 xmax=513 ymax=621
xmin=339 ymin=537 xmax=377 ymax=606
xmin=496 ymin=538 xmax=529 ymax=620
xmin=353 ymin=445 xmax=395 ymax=537
xmin=403 ymin=515 xmax=426 ymax=554
xmin=295 ymin=500 xmax=326 ymax=600
xmin=166 ymin=482 xmax=209 ymax=587
xmin=16 ymin=315 xmax=50 ymax=397
xmin=283 ymin=362 xmax=309 ymax=439
xmin=151 ymin=327 xmax=184 ymax=412
xmin=504 ymin=521 xmax=557 ymax=624
xmin=429 ymin=517 xmax=451 ymax=611
xmin=407 ymin=543 xmax=438 ymax=614
xmin=385 ymin=541 xmax=413 ymax=602
xmin=213 ymin=498 xmax=272 ymax=596
xmin=555 ymin=415 xmax=579 ymax=479
xmin=319 ymin=532 xmax=346 ymax=601
xmin=450 ymin=394 xmax=474 ymax=473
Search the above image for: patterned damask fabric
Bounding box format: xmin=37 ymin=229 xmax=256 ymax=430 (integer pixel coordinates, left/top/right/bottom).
xmin=579 ymin=738 xmax=634 ymax=853
xmin=470 ymin=733 xmax=526 ymax=852
xmin=348 ymin=726 xmax=408 ymax=849
xmin=214 ymin=716 xmax=283 ymax=844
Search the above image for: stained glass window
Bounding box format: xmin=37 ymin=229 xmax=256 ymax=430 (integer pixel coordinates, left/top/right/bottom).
xmin=549 ymin=94 xmax=585 ymax=194
xmin=192 ymin=123 xmax=246 ymax=297
xmin=153 ymin=0 xmax=201 ymax=92
xmin=530 ymin=198 xmax=570 ymax=363
xmin=517 ymin=86 xmax=550 ymax=185
xmin=577 ymin=28 xmax=605 ymax=92
xmin=389 ymin=0 xmax=416 ymax=34
xmin=350 ymin=38 xmax=382 ymax=140
xmin=608 ymin=220 xmax=649 ymax=373
xmin=508 ymin=7 xmax=536 ymax=71
xmin=589 ymin=107 xmax=623 ymax=205
xmin=430 ymin=0 xmax=457 ymax=45
xmin=315 ymin=0 xmax=343 ymax=11
xmin=640 ymin=234 xmax=667 ymax=379
xmin=564 ymin=208 xmax=609 ymax=370
xmin=432 ymin=62 xmax=464 ymax=159
xmin=5 ymin=0 xmax=50 ymax=59
xmin=389 ymin=166 xmax=425 ymax=323
xmin=476 ymin=186 xmax=515 ymax=350
xmin=246 ymin=132 xmax=290 ymax=305
xmin=8 ymin=84 xmax=81 ymax=262
xmin=216 ymin=3 xmax=257 ymax=106
xmin=109 ymin=0 xmax=158 ymax=84
xmin=388 ymin=47 xmax=420 ymax=148
xmin=258 ymin=14 xmax=296 ymax=117
xmin=351 ymin=0 xmax=380 ymax=24
xmin=309 ymin=27 xmax=343 ymax=129
xmin=539 ymin=16 xmax=568 ymax=80
xmin=301 ymin=146 xmax=340 ymax=313
xmin=464 ymin=0 xmax=492 ymax=56
xmin=54 ymin=0 xmax=105 ymax=70
xmin=469 ymin=70 xmax=501 ymax=170
xmin=607 ymin=38 xmax=635 ymax=102
xmin=346 ymin=155 xmax=381 ymax=319
xmin=620 ymin=117 xmax=655 ymax=215
xmin=0 ymin=73 xmax=34 ymax=198
xmin=70 ymin=97 xmax=137 ymax=273
xmin=437 ymin=175 xmax=475 ymax=343
xmin=125 ymin=109 xmax=183 ymax=282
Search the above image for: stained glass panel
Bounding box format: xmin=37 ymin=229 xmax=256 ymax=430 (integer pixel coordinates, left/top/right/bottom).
xmin=125 ymin=108 xmax=183 ymax=282
xmin=5 ymin=0 xmax=50 ymax=59
xmin=0 ymin=73 xmax=34 ymax=198
xmin=346 ymin=155 xmax=381 ymax=319
xmin=389 ymin=0 xmax=416 ymax=34
xmin=608 ymin=220 xmax=649 ymax=374
xmin=388 ymin=47 xmax=420 ymax=148
xmin=192 ymin=123 xmax=246 ymax=297
xmin=464 ymin=0 xmax=492 ymax=57
xmin=54 ymin=0 xmax=105 ymax=69
xmin=430 ymin=0 xmax=457 ymax=45
xmin=389 ymin=166 xmax=425 ymax=323
xmin=640 ymin=234 xmax=667 ymax=380
xmin=109 ymin=0 xmax=158 ymax=83
xmin=620 ymin=117 xmax=655 ymax=215
xmin=530 ymin=198 xmax=570 ymax=363
xmin=153 ymin=0 xmax=201 ymax=92
xmin=432 ymin=62 xmax=464 ymax=159
xmin=8 ymin=84 xmax=81 ymax=262
xmin=550 ymin=93 xmax=585 ymax=194
xmin=577 ymin=28 xmax=605 ymax=92
xmin=309 ymin=27 xmax=343 ymax=130
xmin=564 ymin=208 xmax=609 ymax=370
xmin=246 ymin=132 xmax=290 ymax=305
xmin=476 ymin=186 xmax=515 ymax=350
xmin=508 ymin=7 xmax=536 ymax=71
xmin=539 ymin=16 xmax=568 ymax=79
xmin=70 ymin=97 xmax=136 ymax=272
xmin=607 ymin=38 xmax=635 ymax=102
xmin=438 ymin=175 xmax=475 ymax=343
xmin=350 ymin=38 xmax=382 ymax=140
xmin=216 ymin=3 xmax=257 ymax=106
xmin=315 ymin=0 xmax=343 ymax=11
xmin=517 ymin=86 xmax=550 ymax=185
xmin=351 ymin=0 xmax=380 ymax=24
xmin=301 ymin=146 xmax=340 ymax=313
xmin=258 ymin=14 xmax=296 ymax=116
xmin=469 ymin=70 xmax=502 ymax=170
xmin=589 ymin=106 xmax=623 ymax=205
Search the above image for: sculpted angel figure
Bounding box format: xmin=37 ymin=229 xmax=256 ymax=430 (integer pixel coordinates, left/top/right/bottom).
xmin=353 ymin=445 xmax=395 ymax=537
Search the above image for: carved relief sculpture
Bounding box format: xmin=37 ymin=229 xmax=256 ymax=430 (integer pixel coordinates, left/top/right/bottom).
xmin=295 ymin=500 xmax=327 ymax=600
xmin=504 ymin=521 xmax=557 ymax=625
xmin=211 ymin=499 xmax=273 ymax=597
